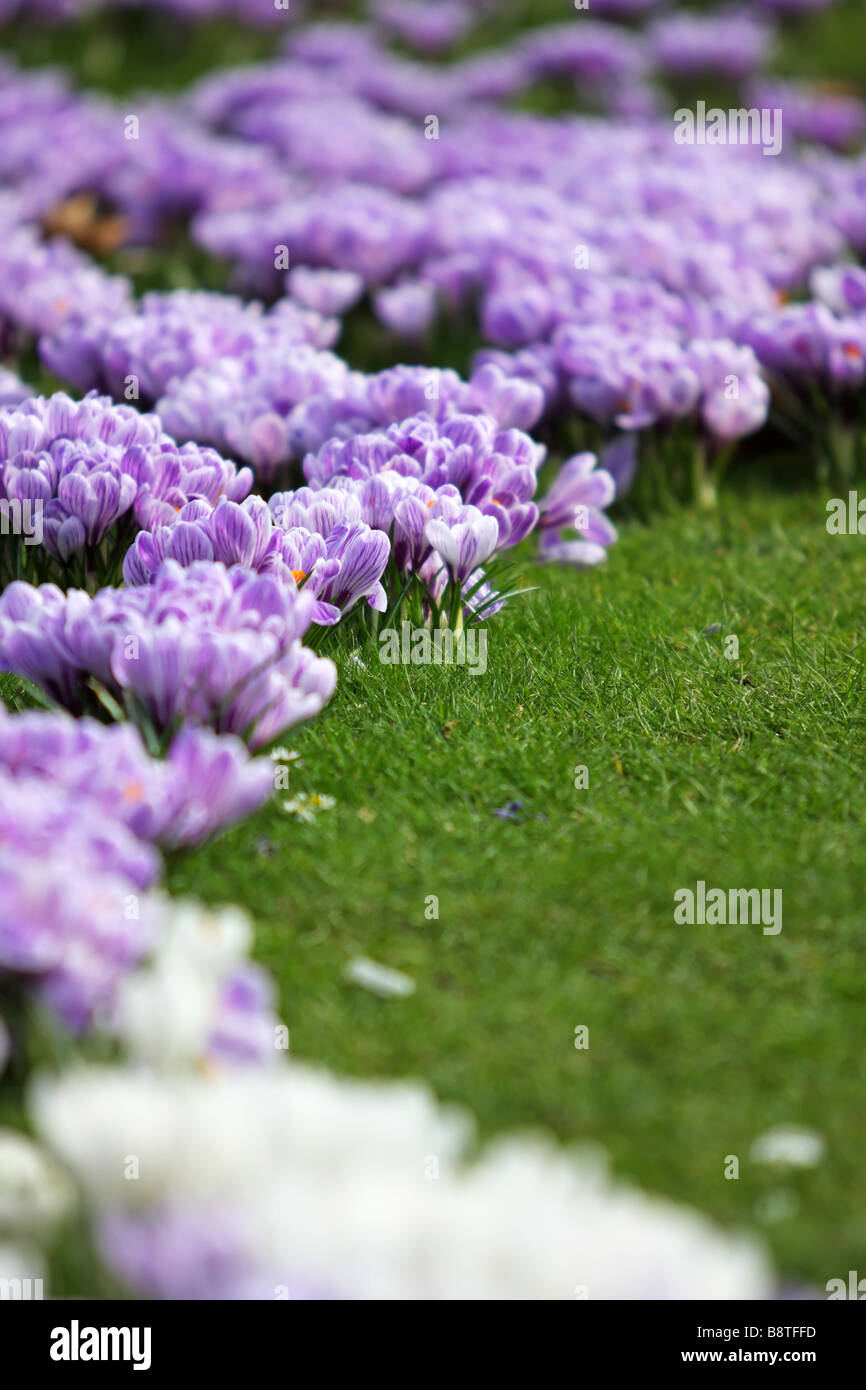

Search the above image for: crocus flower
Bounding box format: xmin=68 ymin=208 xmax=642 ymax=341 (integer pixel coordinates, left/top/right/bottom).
xmin=537 ymin=452 xmax=618 ymax=566
xmin=0 ymin=562 xmax=337 ymax=750
xmin=32 ymin=1062 xmax=774 ymax=1300
xmin=304 ymin=520 xmax=390 ymax=618
xmin=373 ymin=281 xmax=438 ymax=338
xmin=425 ymin=507 xmax=500 ymax=583
xmin=0 ymin=392 xmax=252 ymax=580
xmin=0 ymin=708 xmax=273 ymax=849
xmin=287 ymin=267 xmax=365 ymax=316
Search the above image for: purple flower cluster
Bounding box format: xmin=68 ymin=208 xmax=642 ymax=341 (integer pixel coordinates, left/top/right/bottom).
xmin=0 ymin=708 xmax=273 ymax=850
xmin=184 ymin=109 xmax=860 ymax=466
xmin=0 ymin=706 xmax=279 ymax=1035
xmin=0 ymin=10 xmax=861 ymax=500
xmin=0 ymin=58 xmax=289 ymax=219
xmin=155 ymin=347 xmax=354 ymax=482
xmin=42 ymin=291 xmax=339 ymax=401
xmin=750 ymin=80 xmax=866 ymax=152
xmin=123 ymin=399 xmax=612 ymax=622
xmin=0 ymin=226 xmax=132 ymax=342
xmin=123 ymin=493 xmax=391 ymax=625
xmin=553 ymin=328 xmax=771 ymax=442
xmin=0 ymin=773 xmax=160 ymax=1032
xmin=0 ymin=559 xmax=336 ymax=748
xmin=298 ymin=410 xmax=616 ymax=583
xmin=156 ymin=357 xmax=544 ymax=480
xmin=647 ymin=12 xmax=775 ymax=81
xmin=740 ymin=302 xmax=866 ymax=394
xmin=0 ymin=393 xmax=252 ymax=585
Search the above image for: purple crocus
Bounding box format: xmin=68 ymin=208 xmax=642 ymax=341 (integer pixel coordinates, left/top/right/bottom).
xmin=0 ymin=708 xmax=273 ymax=850
xmin=287 ymin=267 xmax=365 ymax=316
xmin=203 ymin=496 xmax=277 ymax=571
xmin=648 ymin=12 xmax=774 ymax=81
xmin=0 ymin=392 xmax=252 ymax=581
xmin=373 ymin=0 xmax=474 ymax=54
xmin=425 ymin=507 xmax=500 ymax=583
xmin=304 ymin=520 xmax=390 ymax=618
xmin=686 ymin=341 xmax=771 ymax=442
xmin=537 ymin=452 xmax=618 ymax=566
xmin=373 ymin=281 xmax=438 ymax=338
xmin=123 ymin=493 xmax=391 ymax=627
xmin=0 ymin=848 xmax=158 ymax=1034
xmin=0 ymin=561 xmax=337 ymax=750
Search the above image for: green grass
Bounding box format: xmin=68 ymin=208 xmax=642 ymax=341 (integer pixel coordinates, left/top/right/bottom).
xmin=2 ymin=0 xmax=866 ymax=1296
xmin=162 ymin=486 xmax=866 ymax=1289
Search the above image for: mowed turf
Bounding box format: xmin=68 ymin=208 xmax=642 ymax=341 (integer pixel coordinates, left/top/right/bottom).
xmin=2 ymin=0 xmax=865 ymax=1295
xmin=164 ymin=487 xmax=866 ymax=1289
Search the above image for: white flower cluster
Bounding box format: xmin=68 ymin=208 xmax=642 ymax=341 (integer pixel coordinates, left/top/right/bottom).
xmin=28 ymin=1060 xmax=772 ymax=1300
xmin=0 ymin=894 xmax=775 ymax=1300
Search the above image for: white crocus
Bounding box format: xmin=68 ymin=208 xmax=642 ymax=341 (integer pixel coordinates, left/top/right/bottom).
xmin=32 ymin=1064 xmax=773 ymax=1301
xmin=0 ymin=1129 xmax=75 ymax=1238
xmin=113 ymin=899 xmax=256 ymax=1070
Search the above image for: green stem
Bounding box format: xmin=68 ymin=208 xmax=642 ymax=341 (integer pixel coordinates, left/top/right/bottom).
xmin=692 ymin=439 xmax=718 ymax=511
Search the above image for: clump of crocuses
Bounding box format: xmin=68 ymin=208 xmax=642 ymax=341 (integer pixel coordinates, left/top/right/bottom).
xmin=0 ymin=772 xmax=160 ymax=1035
xmin=0 ymin=560 xmax=336 ymax=750
xmin=0 ymin=393 xmax=252 ymax=589
xmin=122 ymin=494 xmax=392 ymax=627
xmin=0 ymin=707 xmax=273 ymax=850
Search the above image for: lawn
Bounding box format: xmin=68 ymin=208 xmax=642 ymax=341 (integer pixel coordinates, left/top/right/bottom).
xmin=1 ymin=0 xmax=865 ymax=1298
xmin=163 ymin=484 xmax=866 ymax=1289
